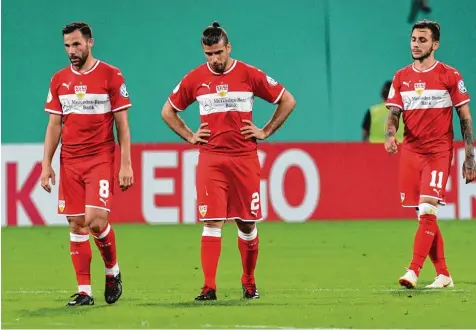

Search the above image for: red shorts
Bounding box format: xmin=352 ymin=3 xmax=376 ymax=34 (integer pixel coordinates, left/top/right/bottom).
xmin=58 ymin=154 xmax=115 ymax=215
xmin=399 ymin=148 xmax=452 ymax=207
xmin=196 ymin=152 xmax=262 ymax=221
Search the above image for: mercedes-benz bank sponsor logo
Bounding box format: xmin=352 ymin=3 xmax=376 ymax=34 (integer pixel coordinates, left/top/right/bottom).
xmin=60 ymin=98 xmax=109 ymax=112
xmin=198 ymin=95 xmax=254 ymax=113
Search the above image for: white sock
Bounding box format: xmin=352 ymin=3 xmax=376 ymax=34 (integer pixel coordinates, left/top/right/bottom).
xmin=106 ymin=263 xmax=120 ymax=277
xmin=238 ymin=227 xmax=258 ymax=241
xmin=202 ymin=227 xmax=222 ymax=237
xmin=78 ymin=285 xmax=92 ymax=296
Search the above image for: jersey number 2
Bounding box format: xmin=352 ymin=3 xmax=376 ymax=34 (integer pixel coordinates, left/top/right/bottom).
xmin=251 ymin=192 xmax=260 ymax=211
xmin=429 ymin=170 xmax=443 ymax=188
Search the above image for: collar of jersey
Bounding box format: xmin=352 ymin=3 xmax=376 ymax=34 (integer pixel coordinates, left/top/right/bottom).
xmin=207 ymin=60 xmax=237 ymax=75
xmin=70 ymin=60 xmax=101 ymax=75
xmin=412 ymin=60 xmax=439 ymax=73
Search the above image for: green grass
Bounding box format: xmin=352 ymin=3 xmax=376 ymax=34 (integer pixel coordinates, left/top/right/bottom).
xmin=2 ymin=220 xmax=476 ymax=329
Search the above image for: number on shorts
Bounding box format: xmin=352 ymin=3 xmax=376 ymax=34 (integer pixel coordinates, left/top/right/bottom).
xmin=99 ymin=179 xmax=110 ymax=198
xmin=429 ymin=170 xmax=443 ymax=188
xmin=251 ymin=192 xmax=260 ymax=211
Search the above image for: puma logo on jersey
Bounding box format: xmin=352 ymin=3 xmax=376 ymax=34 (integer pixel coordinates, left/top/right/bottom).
xmin=62 ymin=82 xmax=71 ymax=90
xmin=433 ymin=188 xmax=441 ymax=196
xmin=402 ymin=81 xmax=410 ymax=87
xmin=100 ymin=198 xmax=108 ymax=206
xmin=201 ymin=82 xmax=211 ymax=89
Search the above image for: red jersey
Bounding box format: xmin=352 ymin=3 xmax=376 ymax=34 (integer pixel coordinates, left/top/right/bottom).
xmin=168 ymin=60 xmax=285 ymax=154
xmin=44 ymin=60 xmax=132 ymax=161
xmin=386 ymin=61 xmax=470 ymax=153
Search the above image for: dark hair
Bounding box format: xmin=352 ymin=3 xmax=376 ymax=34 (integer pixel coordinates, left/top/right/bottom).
xmin=381 ymin=80 xmax=392 ymax=99
xmin=201 ymin=21 xmax=229 ymax=46
xmin=412 ymin=19 xmax=440 ymax=41
xmin=62 ymin=22 xmax=93 ymax=39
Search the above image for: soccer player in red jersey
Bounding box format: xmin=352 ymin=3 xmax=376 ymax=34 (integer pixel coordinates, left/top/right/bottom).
xmin=40 ymin=22 xmax=133 ymax=305
xmin=162 ymin=22 xmax=296 ymax=300
xmin=385 ymin=19 xmax=475 ymax=289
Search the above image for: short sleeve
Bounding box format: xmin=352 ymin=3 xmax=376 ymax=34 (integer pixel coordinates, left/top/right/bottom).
xmin=44 ymin=75 xmax=62 ymax=115
xmin=248 ymin=66 xmax=286 ymax=104
xmin=168 ymin=74 xmax=196 ymax=111
xmin=447 ymin=70 xmax=470 ymax=107
xmin=109 ymin=68 xmax=132 ymax=112
xmin=386 ymin=73 xmax=403 ymax=110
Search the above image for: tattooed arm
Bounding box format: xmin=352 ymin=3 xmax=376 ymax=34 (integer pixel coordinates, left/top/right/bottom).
xmin=384 ymin=106 xmax=402 ymax=154
xmin=456 ymin=103 xmax=476 ymax=183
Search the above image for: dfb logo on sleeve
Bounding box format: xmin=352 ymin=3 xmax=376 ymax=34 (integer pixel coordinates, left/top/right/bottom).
xmin=388 ymin=84 xmax=395 ymax=99
xmin=120 ymin=83 xmax=129 ymax=98
xmin=46 ymin=89 xmax=52 ymax=103
xmin=266 ymin=75 xmax=278 ymax=86
xmin=458 ymin=80 xmax=467 ymax=94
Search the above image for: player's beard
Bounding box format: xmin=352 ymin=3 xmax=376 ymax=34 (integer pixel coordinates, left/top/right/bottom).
xmin=211 ymin=59 xmax=228 ymax=73
xmin=412 ymin=46 xmax=433 ymax=61
xmin=70 ymin=49 xmax=89 ymax=69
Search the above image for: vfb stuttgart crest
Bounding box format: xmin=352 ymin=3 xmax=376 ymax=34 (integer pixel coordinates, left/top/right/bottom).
xmin=216 ymin=84 xmax=228 ymax=97
xmin=414 ymin=82 xmax=426 ymax=95
xmin=74 ymin=84 xmax=87 ymax=99
xmin=58 ymin=200 xmax=66 ymax=212
xmin=198 ymin=205 xmax=208 ymax=217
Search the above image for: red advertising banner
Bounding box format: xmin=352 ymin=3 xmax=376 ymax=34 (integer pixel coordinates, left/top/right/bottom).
xmin=2 ymin=142 xmax=475 ymax=226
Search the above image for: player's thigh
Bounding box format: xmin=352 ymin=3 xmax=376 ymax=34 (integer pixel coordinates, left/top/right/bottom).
xmin=84 ymin=158 xmax=115 ymax=213
xmin=59 ymin=164 xmax=86 ymax=216
xmin=196 ymin=153 xmax=228 ymax=221
xmin=228 ymin=153 xmax=262 ymax=221
xmin=420 ymin=151 xmax=452 ymax=204
xmin=399 ymin=148 xmax=421 ymax=207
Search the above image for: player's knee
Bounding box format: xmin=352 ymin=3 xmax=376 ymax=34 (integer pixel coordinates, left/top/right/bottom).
xmin=86 ymin=215 xmax=108 ymax=234
xmin=418 ymin=203 xmax=438 ymax=223
xmin=235 ymin=219 xmax=255 ymax=234
xmin=418 ymin=203 xmax=438 ymax=215
xmin=85 ymin=207 xmax=109 ymax=233
xmin=203 ymin=220 xmax=224 ymax=229
xmin=67 ymin=216 xmax=88 ymax=234
xmin=88 ymin=220 xmax=106 ymax=234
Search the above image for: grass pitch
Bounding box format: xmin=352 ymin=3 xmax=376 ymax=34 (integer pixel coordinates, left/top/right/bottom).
xmin=2 ymin=220 xmax=476 ymax=329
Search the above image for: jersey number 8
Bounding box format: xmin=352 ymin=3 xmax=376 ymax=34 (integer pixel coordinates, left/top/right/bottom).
xmin=99 ymin=179 xmax=110 ymax=198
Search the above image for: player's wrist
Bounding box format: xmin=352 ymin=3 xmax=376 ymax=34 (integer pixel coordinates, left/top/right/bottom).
xmin=41 ymin=159 xmax=52 ymax=167
xmin=464 ymin=156 xmax=476 ymax=166
xmin=384 ymin=131 xmax=395 ymax=140
xmin=186 ymin=133 xmax=194 ymax=144
xmin=120 ymin=161 xmax=132 ymax=168
xmin=262 ymin=128 xmax=270 ymax=139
